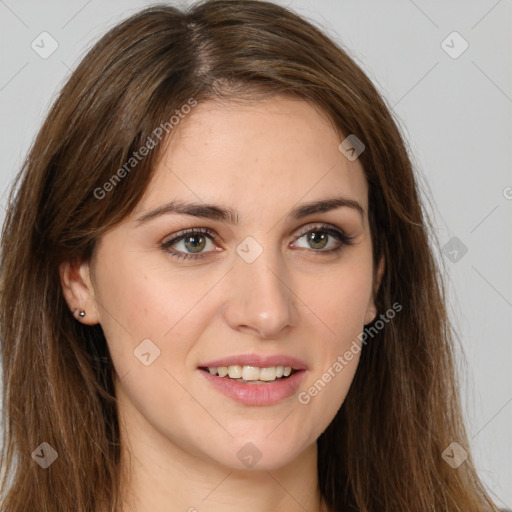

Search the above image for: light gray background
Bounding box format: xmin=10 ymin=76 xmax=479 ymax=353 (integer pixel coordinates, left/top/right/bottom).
xmin=0 ymin=0 xmax=510 ymax=507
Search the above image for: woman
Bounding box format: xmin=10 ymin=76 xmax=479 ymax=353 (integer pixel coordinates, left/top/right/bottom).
xmin=0 ymin=1 xmax=501 ymax=511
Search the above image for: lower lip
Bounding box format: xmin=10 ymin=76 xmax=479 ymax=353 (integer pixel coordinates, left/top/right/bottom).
xmin=198 ymin=369 xmax=306 ymax=406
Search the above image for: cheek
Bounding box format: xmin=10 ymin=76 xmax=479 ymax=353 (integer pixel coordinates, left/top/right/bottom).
xmin=305 ymin=257 xmax=373 ymax=345
xmin=299 ymin=350 xmax=361 ymax=418
xmin=95 ymin=249 xmax=189 ymax=333
xmin=295 ymin=258 xmax=372 ymax=424
xmin=91 ymin=254 xmax=169 ymax=368
xmin=94 ymin=255 xmax=212 ymax=447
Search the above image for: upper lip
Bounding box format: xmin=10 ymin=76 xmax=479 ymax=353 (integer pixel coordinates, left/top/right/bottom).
xmin=199 ymin=353 xmax=308 ymax=370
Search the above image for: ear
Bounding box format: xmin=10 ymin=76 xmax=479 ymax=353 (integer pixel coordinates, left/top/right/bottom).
xmin=364 ymin=255 xmax=385 ymax=325
xmin=59 ymin=258 xmax=100 ymax=325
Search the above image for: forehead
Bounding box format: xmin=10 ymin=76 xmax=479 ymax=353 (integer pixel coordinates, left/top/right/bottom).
xmin=136 ymin=96 xmax=369 ymax=223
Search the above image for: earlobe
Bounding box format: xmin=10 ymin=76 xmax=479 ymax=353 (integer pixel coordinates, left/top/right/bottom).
xmin=58 ymin=258 xmax=100 ymax=325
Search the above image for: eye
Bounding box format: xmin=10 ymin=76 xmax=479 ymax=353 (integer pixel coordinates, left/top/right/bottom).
xmin=292 ymin=223 xmax=354 ymax=254
xmin=160 ymin=227 xmax=218 ymax=261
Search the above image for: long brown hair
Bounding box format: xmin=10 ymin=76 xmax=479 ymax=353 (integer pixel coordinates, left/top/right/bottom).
xmin=0 ymin=1 xmax=500 ymax=511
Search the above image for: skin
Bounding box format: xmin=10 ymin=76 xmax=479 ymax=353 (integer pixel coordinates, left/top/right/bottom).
xmin=60 ymin=96 xmax=384 ymax=512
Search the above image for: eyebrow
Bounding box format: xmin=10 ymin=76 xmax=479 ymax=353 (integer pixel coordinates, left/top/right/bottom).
xmin=135 ymin=196 xmax=365 ymax=225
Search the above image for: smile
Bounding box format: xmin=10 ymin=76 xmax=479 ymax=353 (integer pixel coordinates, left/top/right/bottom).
xmin=198 ymin=367 xmax=306 ymax=406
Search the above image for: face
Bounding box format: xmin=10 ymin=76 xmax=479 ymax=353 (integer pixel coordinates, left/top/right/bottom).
xmin=61 ymin=96 xmax=382 ymax=471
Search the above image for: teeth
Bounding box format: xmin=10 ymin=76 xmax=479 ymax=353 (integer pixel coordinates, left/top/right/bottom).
xmin=207 ymin=365 xmax=294 ymax=381
xmin=259 ymin=367 xmax=276 ymax=381
xmin=242 ymin=366 xmax=260 ymax=380
xmin=227 ymin=365 xmax=242 ymax=379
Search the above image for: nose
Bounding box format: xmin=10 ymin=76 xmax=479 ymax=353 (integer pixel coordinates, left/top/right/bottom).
xmin=222 ymin=245 xmax=298 ymax=339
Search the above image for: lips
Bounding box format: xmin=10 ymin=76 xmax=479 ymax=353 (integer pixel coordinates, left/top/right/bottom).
xmin=197 ymin=353 xmax=307 ymax=406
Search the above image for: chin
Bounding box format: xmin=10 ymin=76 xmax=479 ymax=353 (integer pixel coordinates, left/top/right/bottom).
xmin=203 ymin=433 xmax=314 ymax=472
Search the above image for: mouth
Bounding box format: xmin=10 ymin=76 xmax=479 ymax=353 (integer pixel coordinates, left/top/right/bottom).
xmin=199 ymin=365 xmax=299 ymax=384
xmin=197 ymin=356 xmax=307 ymax=406
xmin=197 ymin=354 xmax=307 ymax=405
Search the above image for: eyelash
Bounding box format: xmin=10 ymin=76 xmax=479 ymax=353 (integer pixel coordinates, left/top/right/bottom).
xmin=160 ymin=224 xmax=355 ymax=261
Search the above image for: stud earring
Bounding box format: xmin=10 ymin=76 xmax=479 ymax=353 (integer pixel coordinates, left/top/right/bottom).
xmin=73 ymin=307 xmax=86 ymax=319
